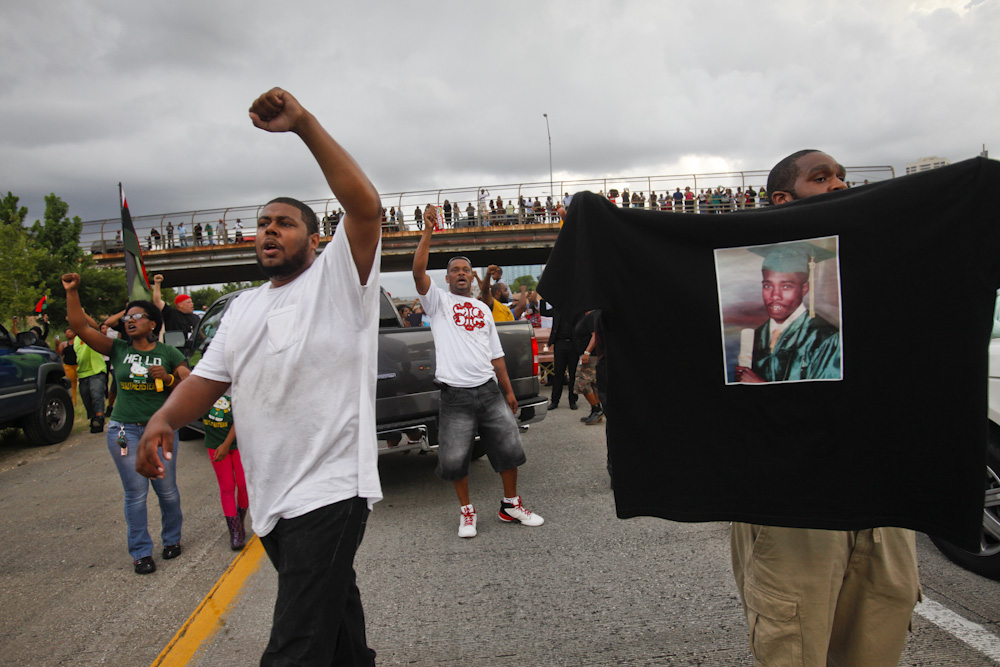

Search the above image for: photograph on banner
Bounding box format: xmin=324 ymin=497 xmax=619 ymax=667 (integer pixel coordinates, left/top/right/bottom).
xmin=715 ymin=235 xmax=843 ymax=385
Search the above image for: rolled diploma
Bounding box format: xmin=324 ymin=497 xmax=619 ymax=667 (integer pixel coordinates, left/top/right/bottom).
xmin=738 ymin=329 xmax=754 ymax=368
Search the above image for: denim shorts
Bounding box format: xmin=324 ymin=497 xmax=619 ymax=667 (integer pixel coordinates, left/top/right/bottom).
xmin=436 ymin=380 xmax=526 ymax=481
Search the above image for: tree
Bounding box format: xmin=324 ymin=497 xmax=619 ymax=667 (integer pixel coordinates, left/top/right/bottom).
xmin=78 ymin=266 xmax=128 ymax=320
xmin=191 ymin=286 xmax=222 ymax=310
xmin=0 ymin=222 xmax=45 ymax=322
xmin=221 ymin=281 xmax=265 ymax=295
xmin=0 ymin=192 xmax=27 ymax=228
xmin=510 ymin=274 xmax=538 ymax=293
xmin=30 ymin=194 xmax=84 ymax=268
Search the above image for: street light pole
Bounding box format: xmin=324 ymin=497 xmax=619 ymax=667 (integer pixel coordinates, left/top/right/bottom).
xmin=543 ymin=113 xmax=553 ymax=204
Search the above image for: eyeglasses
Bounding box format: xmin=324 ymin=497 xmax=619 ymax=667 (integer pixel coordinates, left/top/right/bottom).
xmin=121 ymin=313 xmax=150 ymax=323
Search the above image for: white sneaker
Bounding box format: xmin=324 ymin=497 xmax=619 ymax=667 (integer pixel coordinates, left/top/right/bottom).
xmin=498 ymin=496 xmax=544 ymax=527
xmin=458 ymin=505 xmax=477 ymax=538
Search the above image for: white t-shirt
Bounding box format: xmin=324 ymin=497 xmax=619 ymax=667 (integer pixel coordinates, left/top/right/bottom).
xmin=192 ymin=223 xmax=382 ymax=536
xmin=419 ymin=284 xmax=503 ymax=388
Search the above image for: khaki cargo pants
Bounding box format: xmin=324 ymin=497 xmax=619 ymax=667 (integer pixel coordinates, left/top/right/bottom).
xmin=731 ymin=523 xmax=920 ymax=667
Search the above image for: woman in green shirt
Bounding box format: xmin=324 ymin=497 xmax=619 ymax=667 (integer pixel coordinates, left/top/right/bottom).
xmin=62 ymin=272 xmax=190 ymax=575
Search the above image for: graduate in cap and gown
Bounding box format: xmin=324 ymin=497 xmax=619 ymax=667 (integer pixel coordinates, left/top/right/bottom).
xmin=735 ymin=241 xmax=841 ymax=383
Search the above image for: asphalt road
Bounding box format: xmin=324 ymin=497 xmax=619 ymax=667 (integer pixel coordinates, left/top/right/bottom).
xmin=1 ymin=391 xmax=999 ymax=666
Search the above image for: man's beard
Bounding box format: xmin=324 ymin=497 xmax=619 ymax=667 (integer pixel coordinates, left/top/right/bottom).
xmin=256 ymin=243 xmax=311 ymax=279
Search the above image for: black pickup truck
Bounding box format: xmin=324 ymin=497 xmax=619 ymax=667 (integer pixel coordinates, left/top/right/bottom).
xmin=175 ymin=288 xmax=547 ymax=454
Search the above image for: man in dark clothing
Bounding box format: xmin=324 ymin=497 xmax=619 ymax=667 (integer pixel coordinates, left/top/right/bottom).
xmin=539 ymin=300 xmax=578 ymax=410
xmin=573 ymin=310 xmax=604 ymax=425
xmin=152 ymin=274 xmax=201 ymax=341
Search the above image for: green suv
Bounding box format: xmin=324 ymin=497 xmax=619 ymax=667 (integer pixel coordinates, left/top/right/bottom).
xmin=0 ymin=325 xmax=74 ymax=445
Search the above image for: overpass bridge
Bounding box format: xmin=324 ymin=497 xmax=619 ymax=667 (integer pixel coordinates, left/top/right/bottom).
xmin=91 ymin=222 xmax=561 ymax=285
xmin=82 ymin=165 xmax=895 ymax=285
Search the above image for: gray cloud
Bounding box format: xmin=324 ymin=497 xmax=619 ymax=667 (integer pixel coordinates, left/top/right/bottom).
xmin=0 ymin=0 xmax=996 ymax=226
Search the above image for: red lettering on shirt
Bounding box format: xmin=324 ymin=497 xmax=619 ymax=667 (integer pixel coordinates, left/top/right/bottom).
xmin=452 ymin=302 xmax=486 ymax=331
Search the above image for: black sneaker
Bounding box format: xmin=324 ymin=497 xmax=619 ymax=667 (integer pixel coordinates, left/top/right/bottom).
xmin=547 ymin=400 xmax=559 ymax=410
xmin=584 ymin=407 xmax=605 ymax=425
xmin=569 ymin=402 xmax=579 ymax=411
xmin=162 ymin=544 xmax=182 ymax=560
xmin=134 ymin=556 xmax=156 ymax=574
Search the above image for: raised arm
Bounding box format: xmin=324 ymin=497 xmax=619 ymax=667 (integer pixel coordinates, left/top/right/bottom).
xmin=249 ymin=88 xmax=382 ymax=284
xmin=152 ymin=274 xmax=165 ymax=312
xmin=511 ymin=285 xmax=528 ymax=319
xmin=81 ymin=311 xmax=101 ymax=331
xmin=103 ymin=308 xmax=126 ymax=330
xmin=477 ymin=268 xmax=495 ymax=309
xmin=412 ymin=207 xmax=437 ymax=295
xmin=61 ymin=273 xmax=114 ymax=356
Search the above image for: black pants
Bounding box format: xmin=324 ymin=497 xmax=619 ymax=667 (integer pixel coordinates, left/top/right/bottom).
xmin=549 ymin=340 xmax=578 ymax=406
xmin=259 ymin=497 xmax=375 ymax=667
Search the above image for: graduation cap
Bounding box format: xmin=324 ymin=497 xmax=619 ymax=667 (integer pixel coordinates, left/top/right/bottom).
xmin=748 ymin=241 xmax=837 ymax=318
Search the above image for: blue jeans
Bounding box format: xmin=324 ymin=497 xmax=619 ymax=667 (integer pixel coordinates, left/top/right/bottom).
xmin=106 ymin=421 xmax=182 ymax=560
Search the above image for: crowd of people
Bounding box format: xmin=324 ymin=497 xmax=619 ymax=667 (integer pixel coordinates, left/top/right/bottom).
xmin=603 ymin=184 xmax=769 ymax=213
xmin=382 ymin=192 xmax=564 ymax=232
xmin=112 ymin=175 xmax=883 ymax=256
xmin=38 ymin=268 xmax=250 ymax=575
xmin=142 ymin=218 xmax=250 ymax=250
xmin=46 ymin=87 xmax=920 ymax=667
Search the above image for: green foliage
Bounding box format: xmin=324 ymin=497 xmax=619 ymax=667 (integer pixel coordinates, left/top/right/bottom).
xmin=0 ymin=192 xmax=28 ymax=227
xmin=0 ymin=191 xmax=123 ymax=332
xmin=191 ymin=287 xmax=222 ymax=310
xmin=221 ymin=281 xmax=264 ymax=295
xmin=79 ymin=266 xmax=128 ymax=319
xmin=510 ymin=274 xmax=538 ymax=292
xmin=32 ymin=266 xmax=128 ymax=334
xmin=29 ymin=194 xmax=84 ymax=268
xmin=0 ymin=222 xmax=46 ymax=321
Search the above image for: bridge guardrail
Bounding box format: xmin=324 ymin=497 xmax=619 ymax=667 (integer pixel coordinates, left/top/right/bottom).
xmin=80 ymin=166 xmax=894 ymax=254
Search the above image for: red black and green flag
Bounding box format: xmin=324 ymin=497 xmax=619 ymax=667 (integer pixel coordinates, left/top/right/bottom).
xmin=120 ymin=183 xmax=151 ymax=301
xmin=33 ymin=296 xmax=47 ymax=314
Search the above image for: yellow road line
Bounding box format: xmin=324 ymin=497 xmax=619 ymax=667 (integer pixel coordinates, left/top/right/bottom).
xmin=151 ymin=535 xmax=266 ymax=667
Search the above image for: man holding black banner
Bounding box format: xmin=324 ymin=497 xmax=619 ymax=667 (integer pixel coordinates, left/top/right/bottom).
xmin=729 ymin=150 xmax=919 ymax=667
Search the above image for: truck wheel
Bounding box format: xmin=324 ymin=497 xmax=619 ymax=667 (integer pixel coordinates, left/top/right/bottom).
xmin=22 ymin=385 xmax=74 ymax=446
xmin=930 ymin=429 xmax=1000 ymax=579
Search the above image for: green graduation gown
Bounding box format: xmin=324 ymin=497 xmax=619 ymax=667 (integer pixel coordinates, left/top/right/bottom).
xmin=751 ymin=311 xmax=841 ymax=381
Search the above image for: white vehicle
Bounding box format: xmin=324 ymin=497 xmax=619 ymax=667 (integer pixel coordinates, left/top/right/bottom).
xmin=930 ymin=302 xmax=1000 ymax=578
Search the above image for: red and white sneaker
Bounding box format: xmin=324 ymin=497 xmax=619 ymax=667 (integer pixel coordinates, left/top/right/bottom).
xmin=498 ymin=496 xmax=544 ymax=526
xmin=458 ymin=504 xmax=477 ymax=538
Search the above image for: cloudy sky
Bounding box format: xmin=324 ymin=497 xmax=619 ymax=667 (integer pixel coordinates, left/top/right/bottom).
xmin=1 ymin=0 xmax=996 ymax=226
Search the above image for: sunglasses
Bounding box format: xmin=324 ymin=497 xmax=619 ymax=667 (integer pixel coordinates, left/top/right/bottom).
xmin=121 ymin=313 xmax=150 ymax=323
